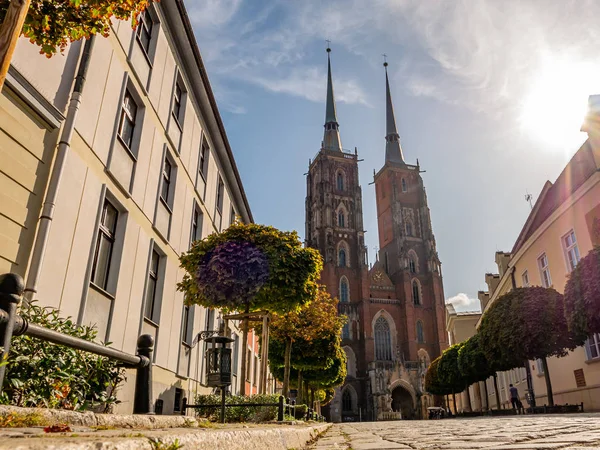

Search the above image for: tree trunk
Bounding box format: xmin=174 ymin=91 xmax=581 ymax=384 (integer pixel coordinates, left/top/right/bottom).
xmin=240 ymin=305 xmax=250 ymax=396
xmin=282 ymin=337 xmax=292 ymax=398
xmin=310 ymin=386 xmax=315 ymax=410
xmin=525 ymin=360 xmax=536 ymax=408
xmin=541 ymin=357 xmax=554 ymax=406
xmin=297 ymin=370 xmax=303 ymax=404
xmin=483 ymin=380 xmax=490 ymax=411
xmin=493 ymin=374 xmax=501 ymax=410
xmin=0 ymin=0 xmax=32 ymax=89
xmin=452 ymin=392 xmax=457 ymax=414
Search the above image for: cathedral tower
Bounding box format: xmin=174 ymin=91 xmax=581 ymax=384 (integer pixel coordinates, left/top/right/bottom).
xmin=374 ymin=62 xmax=448 ymax=362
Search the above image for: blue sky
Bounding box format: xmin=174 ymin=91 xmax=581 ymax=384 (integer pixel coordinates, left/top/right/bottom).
xmin=188 ymin=0 xmax=600 ymax=311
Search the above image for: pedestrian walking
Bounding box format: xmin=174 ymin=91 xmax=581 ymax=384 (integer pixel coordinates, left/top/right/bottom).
xmin=509 ymin=384 xmax=520 ymax=412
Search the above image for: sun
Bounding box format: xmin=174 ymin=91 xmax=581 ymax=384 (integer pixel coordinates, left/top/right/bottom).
xmin=520 ymin=55 xmax=600 ymax=150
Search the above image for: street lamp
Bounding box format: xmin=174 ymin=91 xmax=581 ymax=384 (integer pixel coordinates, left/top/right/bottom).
xmin=205 ymin=335 xmax=234 ymax=423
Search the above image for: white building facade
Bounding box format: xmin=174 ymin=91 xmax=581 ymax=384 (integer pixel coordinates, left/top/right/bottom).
xmin=0 ymin=0 xmax=265 ymax=414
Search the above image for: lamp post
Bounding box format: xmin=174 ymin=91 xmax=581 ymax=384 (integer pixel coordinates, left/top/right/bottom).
xmin=204 ymin=335 xmax=234 ymax=423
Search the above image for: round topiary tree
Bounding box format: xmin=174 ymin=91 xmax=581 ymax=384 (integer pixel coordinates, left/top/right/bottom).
xmin=564 ymin=246 xmax=600 ymax=341
xmin=437 ymin=343 xmax=468 ymax=413
xmin=179 ymin=222 xmax=323 ymax=395
xmin=457 ymin=334 xmax=498 ymax=410
xmin=479 ymin=287 xmax=580 ymax=406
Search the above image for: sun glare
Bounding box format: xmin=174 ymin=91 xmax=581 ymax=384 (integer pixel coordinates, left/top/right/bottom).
xmin=521 ymin=56 xmax=600 ymax=150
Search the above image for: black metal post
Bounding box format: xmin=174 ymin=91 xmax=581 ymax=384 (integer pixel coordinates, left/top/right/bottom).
xmin=181 ymin=397 xmax=187 ymax=416
xmin=133 ymin=334 xmax=154 ymax=414
xmin=0 ymin=273 xmax=24 ymax=392
xmin=278 ymin=395 xmax=284 ymax=421
xmin=220 ymin=387 xmax=226 ymax=424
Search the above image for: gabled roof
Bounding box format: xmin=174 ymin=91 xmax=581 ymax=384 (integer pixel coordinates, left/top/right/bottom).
xmin=512 ymin=140 xmax=597 ymax=254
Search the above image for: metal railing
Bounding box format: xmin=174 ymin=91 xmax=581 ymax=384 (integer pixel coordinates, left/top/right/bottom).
xmin=0 ymin=273 xmax=155 ymax=414
xmin=182 ymin=396 xmax=326 ymax=423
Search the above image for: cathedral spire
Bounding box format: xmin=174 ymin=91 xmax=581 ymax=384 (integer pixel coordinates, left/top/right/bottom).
xmin=323 ymin=45 xmax=342 ymax=151
xmin=384 ymin=60 xmax=404 ymax=164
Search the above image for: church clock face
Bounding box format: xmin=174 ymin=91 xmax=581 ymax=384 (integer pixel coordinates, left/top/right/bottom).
xmin=373 ymin=271 xmax=383 ymax=282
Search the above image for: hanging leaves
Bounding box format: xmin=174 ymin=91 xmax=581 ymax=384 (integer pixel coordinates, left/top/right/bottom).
xmin=0 ymin=0 xmax=156 ymax=57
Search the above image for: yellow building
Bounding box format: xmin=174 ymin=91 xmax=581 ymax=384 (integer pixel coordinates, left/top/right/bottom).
xmin=446 ymin=304 xmax=481 ymax=412
xmin=477 ymin=111 xmax=600 ymax=411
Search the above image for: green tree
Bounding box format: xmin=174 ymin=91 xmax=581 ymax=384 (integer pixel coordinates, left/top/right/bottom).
xmin=267 ymin=287 xmax=345 ymax=397
xmin=425 ymin=356 xmax=451 ymax=397
xmin=179 ymin=222 xmax=322 ymax=395
xmin=564 ymin=246 xmax=600 ymax=341
xmin=437 ymin=344 xmax=467 ymax=412
xmin=479 ymin=287 xmax=580 ymax=406
xmin=457 ymin=334 xmax=498 ymax=410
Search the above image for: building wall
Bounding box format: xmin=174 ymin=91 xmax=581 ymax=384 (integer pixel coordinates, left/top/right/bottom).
xmin=477 ymin=142 xmax=600 ymax=411
xmin=1 ymin=0 xmax=263 ymax=415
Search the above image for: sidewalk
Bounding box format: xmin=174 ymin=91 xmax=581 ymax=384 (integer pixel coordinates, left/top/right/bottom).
xmin=0 ymin=406 xmax=330 ymax=450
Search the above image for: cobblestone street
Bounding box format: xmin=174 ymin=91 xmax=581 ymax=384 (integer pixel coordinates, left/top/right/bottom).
xmin=310 ymin=415 xmax=600 ymax=450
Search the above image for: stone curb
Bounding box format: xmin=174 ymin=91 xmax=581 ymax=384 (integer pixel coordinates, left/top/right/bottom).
xmin=0 ymin=423 xmax=331 ymax=450
xmin=0 ymin=405 xmax=200 ymax=429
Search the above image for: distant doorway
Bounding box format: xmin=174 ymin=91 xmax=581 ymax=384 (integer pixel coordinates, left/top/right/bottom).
xmin=391 ymin=385 xmax=415 ymax=419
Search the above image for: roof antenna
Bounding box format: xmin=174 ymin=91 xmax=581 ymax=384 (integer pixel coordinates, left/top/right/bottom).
xmin=525 ymin=191 xmax=533 ymax=210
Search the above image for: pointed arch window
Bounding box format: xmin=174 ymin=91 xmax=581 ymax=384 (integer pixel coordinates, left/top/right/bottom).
xmin=339 ymin=248 xmax=347 ymax=267
xmin=416 ymin=321 xmax=424 ymax=343
xmin=337 ymin=172 xmax=344 ymax=191
xmin=406 ymin=221 xmax=413 ymax=237
xmin=342 ymin=389 xmax=353 ymax=412
xmin=342 ymin=322 xmax=350 ymax=340
xmin=401 ymin=178 xmax=407 ymax=192
xmin=374 ymin=316 xmax=392 ymax=361
xmin=340 ymin=277 xmax=349 ymax=303
xmin=409 ymin=255 xmax=416 ymax=274
xmin=412 ymin=280 xmax=421 ymax=305
xmin=338 ymin=211 xmax=345 ymax=228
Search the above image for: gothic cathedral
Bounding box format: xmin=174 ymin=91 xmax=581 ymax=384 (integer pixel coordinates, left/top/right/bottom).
xmin=305 ymin=50 xmax=448 ymax=422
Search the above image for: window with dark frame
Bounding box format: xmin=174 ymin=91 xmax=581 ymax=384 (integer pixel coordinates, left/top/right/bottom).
xmin=230 ymin=206 xmax=236 ymax=226
xmin=161 ymin=158 xmax=172 ymax=204
xmin=136 ymin=10 xmax=153 ymax=56
xmin=91 ymin=200 xmax=119 ymax=291
xmin=182 ymin=305 xmax=191 ymax=345
xmin=216 ymin=175 xmax=224 ymax=213
xmin=190 ymin=206 xmax=203 ymax=248
xmin=412 ymin=280 xmax=420 ymax=305
xmin=173 ymin=388 xmax=183 ymax=413
xmin=118 ymin=91 xmax=137 ymax=150
xmin=199 ymin=140 xmax=209 ymax=181
xmin=173 ymin=82 xmax=183 ymax=124
xmin=144 ymin=250 xmax=160 ymax=321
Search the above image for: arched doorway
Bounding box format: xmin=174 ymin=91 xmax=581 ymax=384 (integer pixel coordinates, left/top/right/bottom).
xmin=391 ymin=385 xmax=415 ymax=419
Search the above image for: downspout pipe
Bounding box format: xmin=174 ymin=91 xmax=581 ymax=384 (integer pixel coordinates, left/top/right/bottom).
xmin=24 ymin=36 xmax=96 ymax=301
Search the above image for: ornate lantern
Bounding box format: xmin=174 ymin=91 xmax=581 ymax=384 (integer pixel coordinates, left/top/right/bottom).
xmin=205 ymin=336 xmax=234 ymax=387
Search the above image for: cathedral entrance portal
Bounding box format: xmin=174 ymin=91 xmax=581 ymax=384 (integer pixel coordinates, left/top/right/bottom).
xmin=392 ymin=385 xmax=415 ymax=419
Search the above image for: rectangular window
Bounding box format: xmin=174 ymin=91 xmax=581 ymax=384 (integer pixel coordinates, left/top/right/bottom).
xmin=216 ymin=175 xmax=224 ymax=213
xmin=230 ymin=206 xmax=236 ymax=226
xmin=538 ymin=253 xmax=552 ymax=288
xmin=172 ymin=82 xmax=183 ymax=124
xmin=563 ymin=230 xmax=581 ymax=272
xmin=536 ymin=358 xmax=545 ymax=375
xmin=173 ymin=388 xmax=183 ymax=413
xmin=190 ymin=206 xmax=203 ymax=248
xmin=246 ymin=349 xmax=252 ymax=381
xmin=91 ymin=200 xmax=119 ymax=291
xmin=161 ymin=158 xmax=172 ymax=204
xmin=144 ymin=250 xmax=160 ymax=321
xmin=199 ymin=140 xmax=209 ymax=181
xmin=118 ymin=91 xmax=137 ymax=150
xmin=521 ymin=270 xmax=530 ymax=287
xmin=253 ymin=355 xmax=258 ymax=386
xmin=586 ymin=333 xmax=600 ymax=360
xmin=136 ymin=10 xmax=153 ymax=55
xmin=182 ymin=305 xmax=191 ymax=345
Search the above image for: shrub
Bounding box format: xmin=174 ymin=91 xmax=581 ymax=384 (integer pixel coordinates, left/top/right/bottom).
xmin=294 ymin=404 xmax=308 ymax=420
xmin=0 ymin=302 xmax=125 ymax=411
xmin=193 ymin=394 xmax=281 ymax=422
